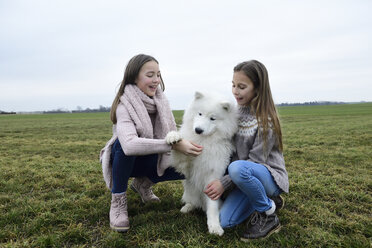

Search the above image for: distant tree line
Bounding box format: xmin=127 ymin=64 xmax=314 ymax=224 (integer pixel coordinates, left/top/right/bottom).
xmin=277 ymin=101 xmax=346 ymax=106
xmin=72 ymin=105 xmax=110 ymax=113
xmin=42 ymin=105 xmax=111 ymax=114
xmin=0 ymin=110 xmax=16 ymax=115
xmin=3 ymin=101 xmax=369 ymax=114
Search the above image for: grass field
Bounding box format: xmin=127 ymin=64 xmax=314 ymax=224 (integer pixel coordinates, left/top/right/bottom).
xmin=0 ymin=103 xmax=371 ymax=247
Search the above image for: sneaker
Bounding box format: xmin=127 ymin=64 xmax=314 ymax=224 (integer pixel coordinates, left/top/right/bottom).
xmin=110 ymin=192 xmax=130 ymax=232
xmin=272 ymin=195 xmax=284 ymax=212
xmin=241 ymin=211 xmax=281 ymax=241
xmin=130 ymin=177 xmax=160 ymax=203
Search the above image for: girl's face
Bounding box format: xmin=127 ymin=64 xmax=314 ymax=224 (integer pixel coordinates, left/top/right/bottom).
xmin=232 ymin=71 xmax=256 ymax=106
xmin=135 ymin=60 xmax=161 ymax=97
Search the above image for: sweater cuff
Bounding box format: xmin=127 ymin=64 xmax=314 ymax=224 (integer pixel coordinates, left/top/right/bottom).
xmin=220 ymin=175 xmax=233 ymax=191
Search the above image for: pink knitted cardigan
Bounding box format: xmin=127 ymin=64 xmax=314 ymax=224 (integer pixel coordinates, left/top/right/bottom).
xmin=100 ymin=84 xmax=177 ymax=189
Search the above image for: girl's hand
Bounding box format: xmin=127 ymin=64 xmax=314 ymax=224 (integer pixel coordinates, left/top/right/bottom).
xmin=204 ymin=179 xmax=224 ymax=200
xmin=172 ymin=139 xmax=203 ymax=156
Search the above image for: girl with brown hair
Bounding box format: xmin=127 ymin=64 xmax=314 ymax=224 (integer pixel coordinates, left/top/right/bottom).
xmin=100 ymin=54 xmax=202 ymax=232
xmin=204 ymin=60 xmax=289 ymax=240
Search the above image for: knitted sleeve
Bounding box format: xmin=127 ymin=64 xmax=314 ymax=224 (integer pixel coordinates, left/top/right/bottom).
xmin=116 ymin=104 xmax=172 ymax=156
xmin=249 ymin=127 xmax=289 ymax=193
xmin=248 ymin=127 xmax=276 ymax=164
xmin=220 ymin=175 xmax=234 ymax=191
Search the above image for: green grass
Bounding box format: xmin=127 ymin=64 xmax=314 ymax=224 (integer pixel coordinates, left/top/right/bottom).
xmin=0 ymin=103 xmax=371 ymax=247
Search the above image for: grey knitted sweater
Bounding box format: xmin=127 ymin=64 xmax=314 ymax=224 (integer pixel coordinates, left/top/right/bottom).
xmin=221 ymin=106 xmax=289 ymax=193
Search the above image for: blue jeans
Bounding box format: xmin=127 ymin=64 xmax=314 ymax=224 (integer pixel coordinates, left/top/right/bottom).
xmin=111 ymin=139 xmax=184 ymax=193
xmin=220 ymin=160 xmax=281 ymax=228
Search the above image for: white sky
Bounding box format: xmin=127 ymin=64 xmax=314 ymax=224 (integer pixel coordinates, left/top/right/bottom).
xmin=1 ymin=0 xmax=371 ymax=112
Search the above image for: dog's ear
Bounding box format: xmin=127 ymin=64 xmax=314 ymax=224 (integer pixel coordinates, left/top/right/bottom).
xmin=194 ymin=91 xmax=204 ymax=100
xmin=221 ymin=101 xmax=231 ymax=112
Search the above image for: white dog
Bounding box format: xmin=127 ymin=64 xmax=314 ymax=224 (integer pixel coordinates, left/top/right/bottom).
xmin=165 ymin=91 xmax=238 ymax=236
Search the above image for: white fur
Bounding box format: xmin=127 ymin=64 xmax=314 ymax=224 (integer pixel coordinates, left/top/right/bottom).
xmin=166 ymin=91 xmax=238 ymax=236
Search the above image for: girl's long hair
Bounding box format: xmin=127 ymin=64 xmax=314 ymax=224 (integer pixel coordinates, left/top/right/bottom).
xmin=234 ymin=60 xmax=283 ymax=151
xmin=110 ymin=54 xmax=165 ymax=124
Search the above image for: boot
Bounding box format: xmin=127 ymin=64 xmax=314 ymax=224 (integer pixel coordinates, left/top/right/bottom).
xmin=241 ymin=211 xmax=281 ymax=241
xmin=109 ymin=192 xmax=130 ymax=232
xmin=130 ymin=177 xmax=160 ymax=203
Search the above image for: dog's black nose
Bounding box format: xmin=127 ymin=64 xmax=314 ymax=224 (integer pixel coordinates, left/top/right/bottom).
xmin=195 ymin=127 xmax=203 ymax=134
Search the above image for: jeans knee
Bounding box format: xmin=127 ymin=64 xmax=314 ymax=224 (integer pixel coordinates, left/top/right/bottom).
xmin=228 ymin=161 xmax=255 ymax=185
xmin=228 ymin=161 xmax=242 ymax=181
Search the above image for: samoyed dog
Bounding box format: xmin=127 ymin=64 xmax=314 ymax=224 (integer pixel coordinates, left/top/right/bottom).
xmin=165 ymin=91 xmax=238 ymax=236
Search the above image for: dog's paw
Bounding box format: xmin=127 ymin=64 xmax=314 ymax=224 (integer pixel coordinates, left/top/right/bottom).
xmin=165 ymin=131 xmax=182 ymax=145
xmin=208 ymin=224 xmax=224 ymax=236
xmin=180 ymin=203 xmax=194 ymax=213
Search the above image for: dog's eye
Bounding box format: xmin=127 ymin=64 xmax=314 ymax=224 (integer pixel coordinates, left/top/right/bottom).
xmin=199 ymin=113 xmax=202 ymax=116
xmin=210 ymin=117 xmax=216 ymax=121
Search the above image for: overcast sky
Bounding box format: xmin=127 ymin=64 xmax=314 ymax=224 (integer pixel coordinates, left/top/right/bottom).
xmin=1 ymin=0 xmax=371 ymax=112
